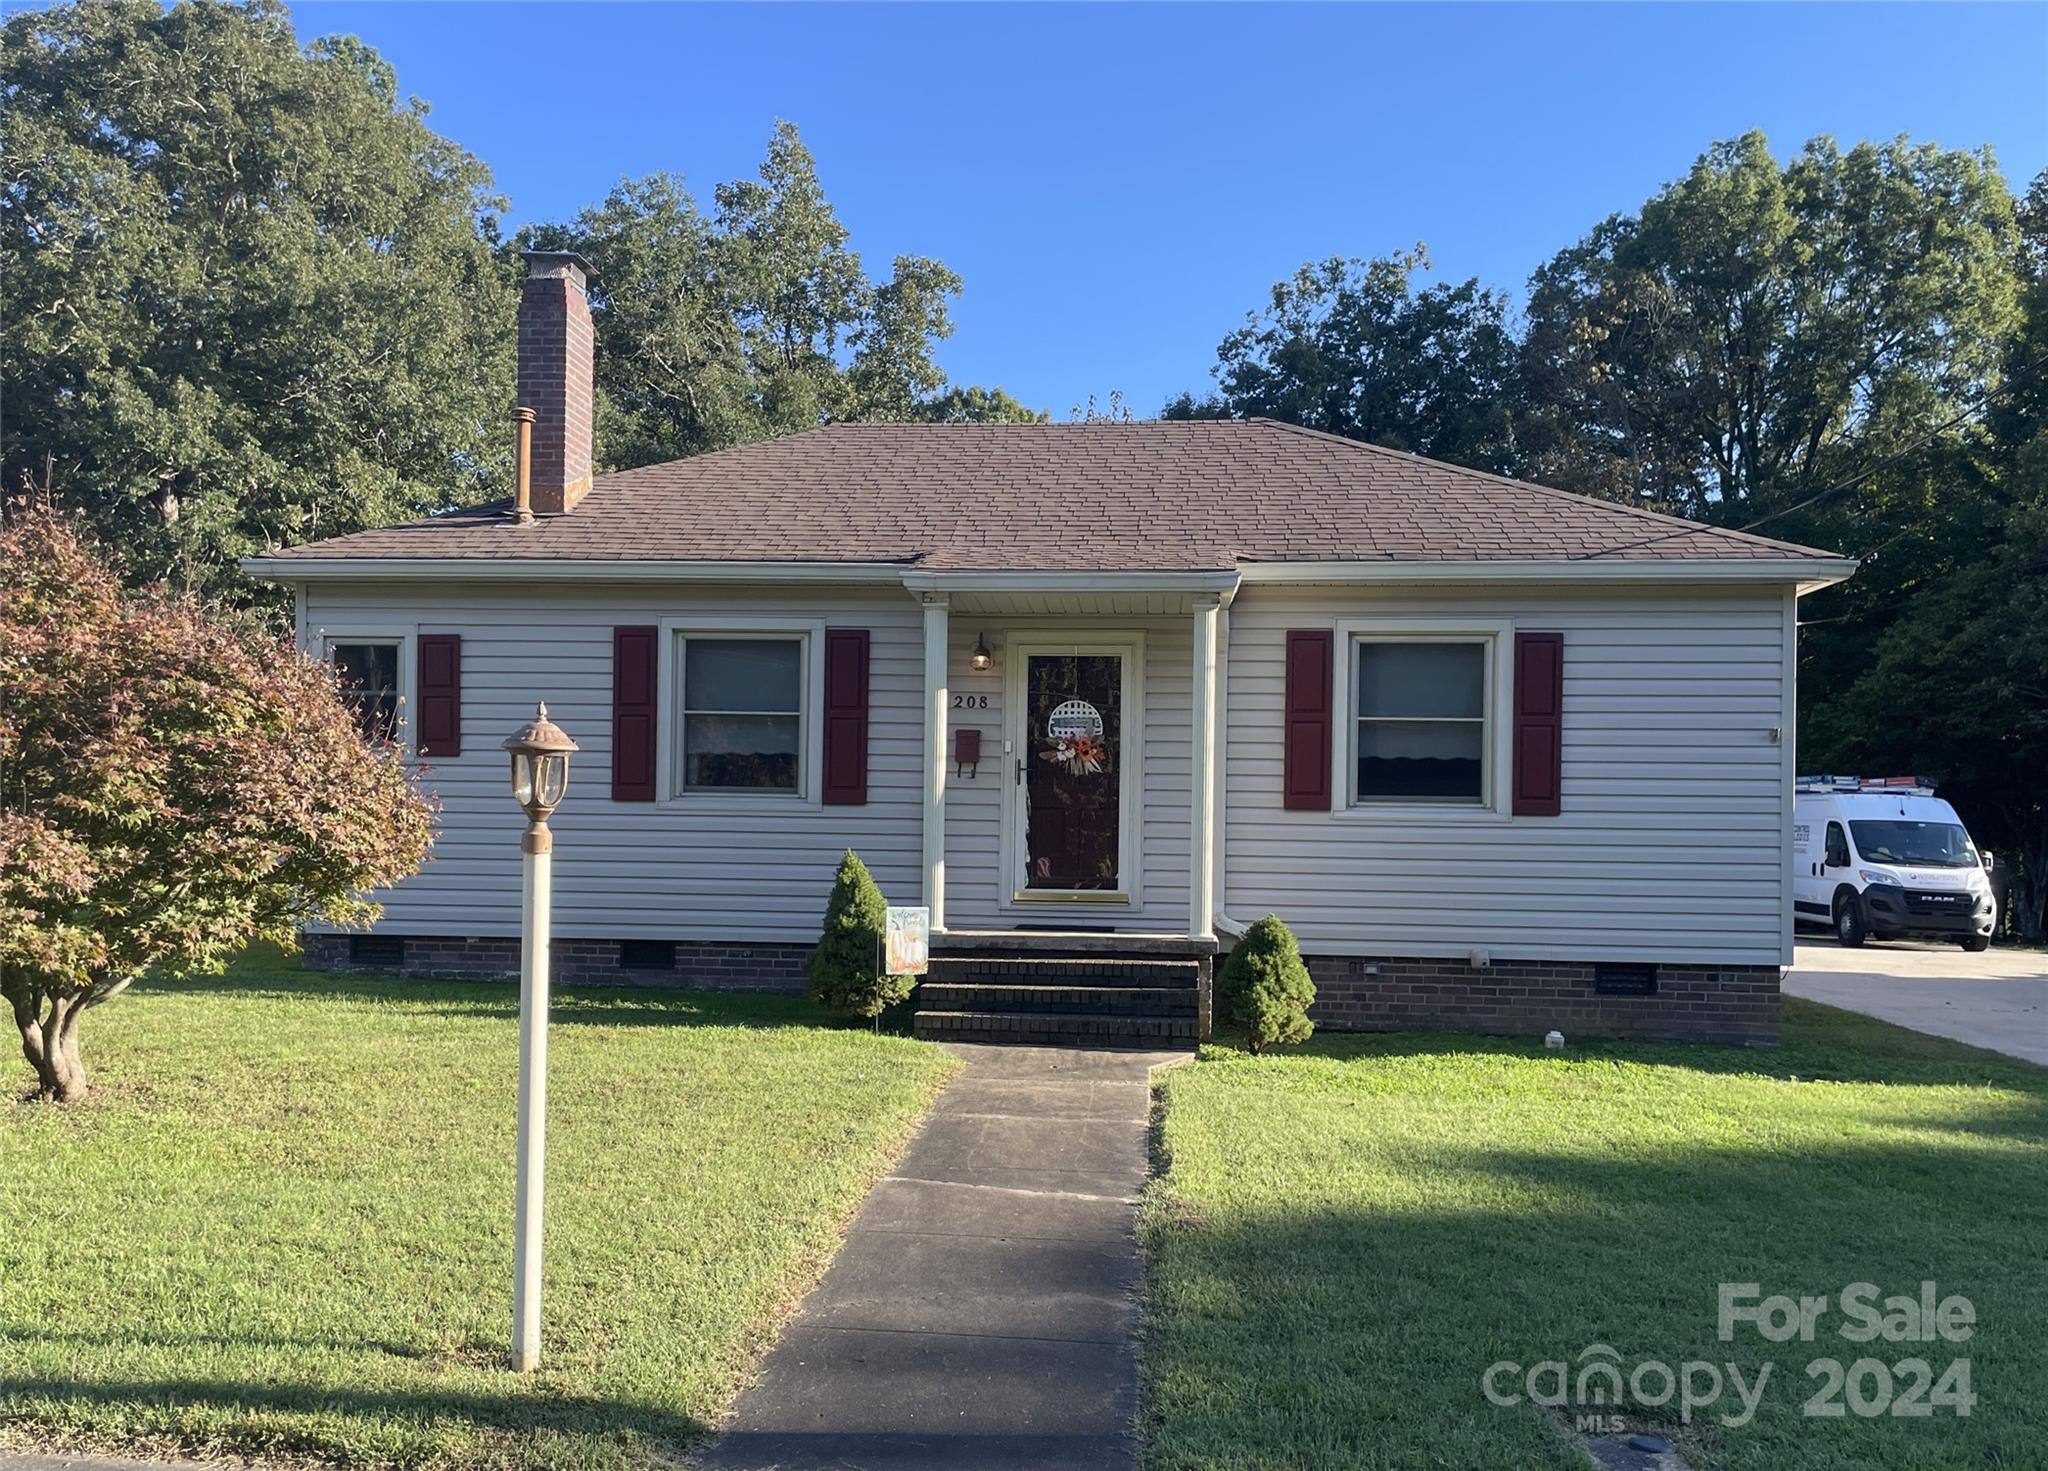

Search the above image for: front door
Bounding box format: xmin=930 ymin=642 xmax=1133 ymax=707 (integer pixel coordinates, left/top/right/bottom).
xmin=1009 ymin=643 xmax=1135 ymax=901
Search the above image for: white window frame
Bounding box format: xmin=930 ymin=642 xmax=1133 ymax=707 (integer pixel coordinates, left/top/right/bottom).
xmin=1331 ymin=617 xmax=1514 ymax=822
xmin=312 ymin=624 xmax=414 ymax=751
xmin=656 ymin=615 xmax=825 ymax=809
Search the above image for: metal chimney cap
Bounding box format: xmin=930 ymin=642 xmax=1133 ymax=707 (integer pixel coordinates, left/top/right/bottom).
xmin=521 ymin=249 xmax=596 ymax=285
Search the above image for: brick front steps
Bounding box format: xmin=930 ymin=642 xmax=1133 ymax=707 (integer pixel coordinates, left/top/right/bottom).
xmin=912 ymin=949 xmax=1209 ymax=1049
xmin=916 ymin=1009 xmax=1201 ymax=1046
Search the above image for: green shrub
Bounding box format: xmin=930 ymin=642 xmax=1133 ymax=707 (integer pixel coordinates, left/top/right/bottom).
xmin=808 ymin=850 xmax=909 ymax=1018
xmin=1217 ymin=914 xmax=1315 ymax=1054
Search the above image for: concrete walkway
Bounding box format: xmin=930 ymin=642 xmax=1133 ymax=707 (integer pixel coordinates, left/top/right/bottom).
xmin=698 ymin=1043 xmax=1184 ymax=1471
xmin=1784 ymin=940 xmax=2048 ymax=1065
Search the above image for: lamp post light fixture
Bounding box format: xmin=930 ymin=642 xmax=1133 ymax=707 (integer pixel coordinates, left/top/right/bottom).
xmin=503 ymin=702 xmax=577 ymax=1373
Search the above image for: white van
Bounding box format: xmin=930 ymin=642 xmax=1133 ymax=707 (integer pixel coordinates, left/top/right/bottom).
xmin=1793 ymin=777 xmax=1997 ymax=950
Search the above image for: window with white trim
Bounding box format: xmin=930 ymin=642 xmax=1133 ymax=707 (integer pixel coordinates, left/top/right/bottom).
xmin=1351 ymin=638 xmax=1491 ymax=805
xmin=331 ymin=640 xmax=402 ymax=743
xmin=676 ymin=634 xmax=806 ymax=793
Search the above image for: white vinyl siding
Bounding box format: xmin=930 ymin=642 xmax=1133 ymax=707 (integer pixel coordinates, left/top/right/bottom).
xmin=298 ymin=575 xmax=1795 ymax=964
xmin=1222 ymin=583 xmax=1793 ymax=967
xmin=300 ymin=582 xmax=923 ymax=943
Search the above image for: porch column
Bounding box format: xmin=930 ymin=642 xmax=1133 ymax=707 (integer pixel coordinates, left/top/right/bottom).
xmin=1189 ymin=595 xmax=1220 ymax=942
xmin=921 ymin=593 xmax=949 ymax=930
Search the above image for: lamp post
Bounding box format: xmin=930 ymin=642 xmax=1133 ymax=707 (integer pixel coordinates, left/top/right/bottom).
xmin=503 ymin=702 xmax=577 ymax=1373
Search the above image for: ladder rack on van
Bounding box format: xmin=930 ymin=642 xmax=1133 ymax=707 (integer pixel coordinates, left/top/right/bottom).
xmin=1795 ymin=775 xmax=1936 ymax=796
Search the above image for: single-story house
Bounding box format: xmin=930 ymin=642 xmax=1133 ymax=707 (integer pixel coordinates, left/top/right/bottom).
xmin=246 ymin=252 xmax=1857 ymax=1046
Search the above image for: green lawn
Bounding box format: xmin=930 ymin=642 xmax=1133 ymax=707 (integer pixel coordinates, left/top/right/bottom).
xmin=0 ymin=945 xmax=958 ymax=1471
xmin=1142 ymin=1001 xmax=2048 ymax=1471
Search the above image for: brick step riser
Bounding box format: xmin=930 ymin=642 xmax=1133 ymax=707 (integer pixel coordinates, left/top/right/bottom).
xmin=925 ymin=962 xmax=1202 ymax=990
xmin=919 ymin=1029 xmax=1195 ymax=1049
xmin=914 ymin=1012 xmax=1199 ymax=1047
xmin=919 ymin=984 xmax=1198 ymax=1017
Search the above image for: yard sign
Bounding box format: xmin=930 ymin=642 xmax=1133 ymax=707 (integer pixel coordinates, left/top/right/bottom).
xmin=884 ymin=906 xmax=931 ymax=977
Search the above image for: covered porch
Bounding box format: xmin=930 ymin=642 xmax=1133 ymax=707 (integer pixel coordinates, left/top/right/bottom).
xmin=905 ymin=572 xmax=1236 ymax=946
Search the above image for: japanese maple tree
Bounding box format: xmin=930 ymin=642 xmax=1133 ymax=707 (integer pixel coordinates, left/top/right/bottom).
xmin=1 ymin=502 xmax=435 ymax=1101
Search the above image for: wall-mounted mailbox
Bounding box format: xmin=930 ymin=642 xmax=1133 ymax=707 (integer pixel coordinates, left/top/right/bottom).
xmin=954 ymin=727 xmax=982 ymax=777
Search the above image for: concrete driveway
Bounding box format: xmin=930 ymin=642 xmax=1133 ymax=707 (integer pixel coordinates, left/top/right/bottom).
xmin=1784 ymin=939 xmax=2048 ymax=1066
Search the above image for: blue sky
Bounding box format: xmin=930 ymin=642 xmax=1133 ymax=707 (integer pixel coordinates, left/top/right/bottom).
xmin=292 ymin=1 xmax=2046 ymax=416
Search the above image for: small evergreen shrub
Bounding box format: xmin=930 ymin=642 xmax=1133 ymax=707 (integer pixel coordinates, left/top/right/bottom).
xmin=1218 ymin=914 xmax=1315 ymax=1054
xmin=808 ymin=850 xmax=909 ymax=1018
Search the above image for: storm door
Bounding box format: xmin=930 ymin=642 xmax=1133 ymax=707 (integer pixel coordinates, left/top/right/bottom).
xmin=1008 ymin=644 xmax=1135 ymax=900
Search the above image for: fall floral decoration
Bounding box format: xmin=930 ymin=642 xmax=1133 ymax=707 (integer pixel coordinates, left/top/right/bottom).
xmin=1041 ymin=733 xmax=1110 ymax=777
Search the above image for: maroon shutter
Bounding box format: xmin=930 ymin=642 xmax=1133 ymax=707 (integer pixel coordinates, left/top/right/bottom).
xmin=1512 ymin=631 xmax=1564 ymax=817
xmin=821 ymin=629 xmax=871 ymax=805
xmin=415 ymin=634 xmax=461 ymax=757
xmin=1283 ymin=629 xmax=1334 ymax=811
xmin=612 ymin=626 xmax=658 ymax=801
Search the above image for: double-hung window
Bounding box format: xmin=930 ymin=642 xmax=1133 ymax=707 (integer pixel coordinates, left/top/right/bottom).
xmin=331 ymin=640 xmax=402 ymax=743
xmin=1351 ymin=638 xmax=1490 ymax=805
xmin=677 ymin=635 xmax=805 ymax=793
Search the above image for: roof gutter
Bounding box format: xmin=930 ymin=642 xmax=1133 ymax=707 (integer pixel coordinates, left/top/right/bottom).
xmin=240 ymin=556 xmax=915 ymax=585
xmin=899 ymin=569 xmax=1242 ymax=600
xmin=1233 ymin=557 xmax=1859 ymax=596
xmin=242 ymin=555 xmax=1856 ymax=597
xmin=242 ymin=556 xmax=1250 ymax=602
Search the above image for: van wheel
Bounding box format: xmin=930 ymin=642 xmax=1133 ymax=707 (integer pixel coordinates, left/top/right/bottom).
xmin=1834 ymin=894 xmax=1867 ymax=948
xmin=1961 ymin=935 xmax=1990 ymax=953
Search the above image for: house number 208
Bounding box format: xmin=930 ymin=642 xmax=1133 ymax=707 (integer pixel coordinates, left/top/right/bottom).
xmin=951 ymin=694 xmax=990 ymax=709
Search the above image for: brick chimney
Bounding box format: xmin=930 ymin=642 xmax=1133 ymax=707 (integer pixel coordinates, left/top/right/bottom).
xmin=517 ymin=250 xmax=595 ymax=515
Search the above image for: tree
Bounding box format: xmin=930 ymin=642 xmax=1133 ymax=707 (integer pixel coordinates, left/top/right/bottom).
xmin=807 ymin=851 xmax=906 ymax=1019
xmin=1159 ymin=391 xmax=1230 ymax=420
xmin=1217 ymin=915 xmax=1316 ymax=1054
xmin=1 ymin=0 xmax=517 ymax=601
xmin=1070 ymin=390 xmax=1137 ymax=423
xmin=1516 ymin=135 xmax=2033 ymax=935
xmin=1801 ymin=168 xmax=2048 ymax=940
xmin=918 ymin=385 xmax=1048 ymax=423
xmin=1519 ymin=131 xmax=2021 ymax=516
xmin=1805 ymin=478 xmax=2048 ymax=940
xmin=521 ymin=122 xmax=1014 ymax=466
xmin=1169 ymin=247 xmax=1523 ymax=472
xmin=0 ymin=502 xmax=436 ymax=1101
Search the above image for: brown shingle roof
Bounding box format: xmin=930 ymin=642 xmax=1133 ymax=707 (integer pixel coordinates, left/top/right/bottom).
xmin=266 ymin=419 xmax=1837 ymax=571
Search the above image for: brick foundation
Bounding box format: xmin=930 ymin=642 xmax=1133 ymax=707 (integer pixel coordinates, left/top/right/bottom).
xmin=299 ymin=934 xmax=812 ymax=993
xmin=1299 ymin=954 xmax=1781 ymax=1046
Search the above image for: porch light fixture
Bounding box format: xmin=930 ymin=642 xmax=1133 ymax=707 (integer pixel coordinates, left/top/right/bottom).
xmin=500 ymin=701 xmax=578 ymax=1373
xmin=969 ymin=633 xmax=995 ymax=672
